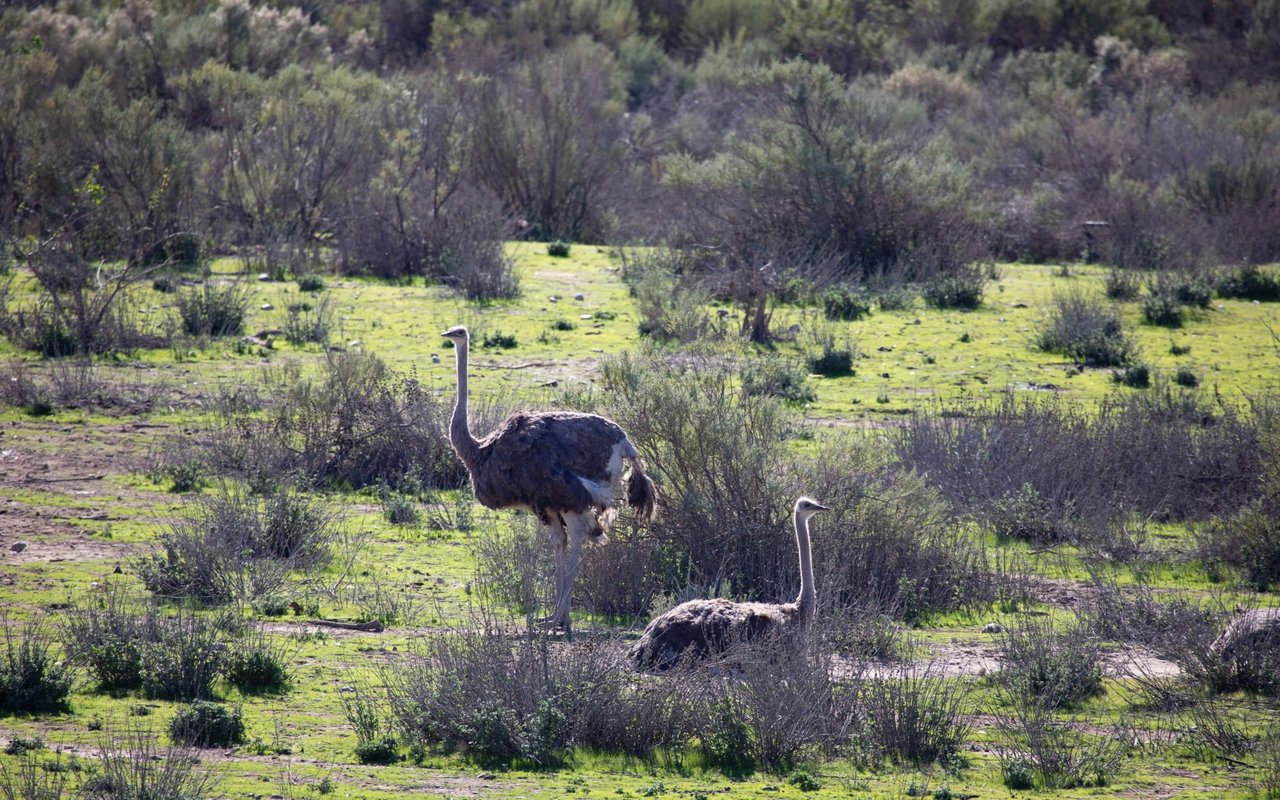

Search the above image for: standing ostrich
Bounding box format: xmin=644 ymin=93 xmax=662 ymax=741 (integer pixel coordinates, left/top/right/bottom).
xmin=629 ymin=497 xmax=829 ymax=672
xmin=441 ymin=325 xmax=657 ymax=633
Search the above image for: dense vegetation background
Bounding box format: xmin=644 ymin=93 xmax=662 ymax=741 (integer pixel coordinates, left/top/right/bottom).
xmin=3 ymin=0 xmax=1279 ymax=295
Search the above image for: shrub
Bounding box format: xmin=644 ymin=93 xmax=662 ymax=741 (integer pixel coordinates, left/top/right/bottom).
xmin=696 ymin=637 xmax=855 ymax=773
xmin=822 ymin=286 xmax=872 ymax=321
xmin=386 ymin=619 xmax=696 ymax=767
xmin=0 ymin=621 xmax=75 ymax=714
xmin=224 ymin=633 xmax=291 ymax=695
xmin=1141 ymin=290 xmax=1184 ymax=327
xmin=1199 ymin=493 xmax=1280 ymax=592
xmin=65 ymin=587 xmax=148 ymax=693
xmin=1216 ymin=264 xmax=1280 ymax=302
xmin=740 ymin=358 xmax=816 ymax=404
xmin=136 ymin=486 xmax=334 ymax=603
xmin=476 ymin=331 xmax=515 ymax=350
xmin=1035 ymin=291 xmax=1135 ymax=367
xmin=0 ymin=751 xmax=69 ymax=799
xmin=296 ymin=274 xmax=326 ymax=292
xmin=210 ymin=351 xmax=477 ymax=492
xmin=84 ymin=728 xmax=220 ymax=800
xmin=807 ymin=345 xmax=855 ymax=376
xmin=282 ymin=296 xmax=333 ymax=346
xmin=568 ymin=354 xmax=989 ymax=622
xmin=381 ymin=489 xmax=420 ymax=526
xmin=855 ymin=664 xmax=970 ymax=767
xmin=153 ymin=275 xmax=177 ymax=293
xmin=342 ymin=687 xmax=400 ymax=765
xmin=168 ymin=701 xmax=245 ymax=747
xmin=1113 ymin=364 xmax=1151 ymax=388
xmin=988 ymin=483 xmax=1070 ymax=543
xmin=998 ymin=622 xmax=1103 ymax=710
xmin=623 ymin=249 xmax=715 ymax=343
xmin=1174 ymin=366 xmax=1199 ymax=387
xmin=546 ymin=241 xmax=571 ymax=258
xmin=138 ymin=610 xmax=230 ymax=701
xmin=1104 ymin=269 xmax=1140 ymax=300
xmin=177 ymin=283 xmax=249 ymax=337
xmin=1172 ymin=272 xmax=1214 ymax=309
xmin=876 ymin=285 xmax=917 ymax=311
xmin=995 ymin=703 xmax=1126 ymax=789
xmin=922 ymin=267 xmax=986 ymax=310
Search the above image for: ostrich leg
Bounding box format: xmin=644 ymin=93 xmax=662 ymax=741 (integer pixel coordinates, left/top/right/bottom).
xmin=551 ymin=512 xmax=594 ymax=636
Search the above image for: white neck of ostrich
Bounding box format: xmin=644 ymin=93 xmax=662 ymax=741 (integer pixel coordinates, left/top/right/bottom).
xmin=794 ymin=508 xmax=816 ymax=624
xmin=450 ymin=337 xmax=480 ymax=467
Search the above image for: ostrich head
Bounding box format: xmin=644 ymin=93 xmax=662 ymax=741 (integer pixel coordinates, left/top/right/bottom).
xmin=440 ymin=325 xmax=469 ymax=346
xmin=794 ymin=497 xmax=830 ymax=519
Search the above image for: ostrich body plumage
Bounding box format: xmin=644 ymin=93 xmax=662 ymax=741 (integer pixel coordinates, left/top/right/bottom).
xmin=630 ymin=497 xmax=828 ymax=672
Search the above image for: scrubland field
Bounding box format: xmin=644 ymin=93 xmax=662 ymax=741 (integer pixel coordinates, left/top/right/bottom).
xmin=0 ymin=244 xmax=1276 ymax=800
xmin=4 ymin=1 xmax=1280 ymax=797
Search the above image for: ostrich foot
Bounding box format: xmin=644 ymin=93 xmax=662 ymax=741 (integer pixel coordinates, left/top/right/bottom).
xmin=536 ymin=614 xmax=573 ymax=637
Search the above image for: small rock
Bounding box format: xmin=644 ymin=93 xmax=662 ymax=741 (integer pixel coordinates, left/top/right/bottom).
xmin=477 ymin=772 xmax=496 ymax=780
xmin=258 ymin=272 xmax=271 ymax=281
xmin=549 ymin=295 xmax=559 ymax=302
xmin=10 ymin=541 xmax=27 ymax=553
xmin=431 ymin=354 xmax=441 ymax=364
xmin=981 ymin=622 xmax=1005 ymax=634
xmin=579 ymin=314 xmax=593 ymax=320
xmin=574 ymin=293 xmax=585 ymax=301
xmin=348 ymin=340 xmax=361 ymax=348
xmin=260 ymin=303 xmax=273 ymax=310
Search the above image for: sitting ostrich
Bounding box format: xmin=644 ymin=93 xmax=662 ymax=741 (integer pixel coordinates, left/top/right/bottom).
xmin=441 ymin=325 xmax=657 ymax=633
xmin=629 ymin=497 xmax=830 ymax=672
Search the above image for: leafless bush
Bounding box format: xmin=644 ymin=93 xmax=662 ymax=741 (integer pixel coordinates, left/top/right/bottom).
xmin=577 ymin=531 xmax=672 ymax=619
xmin=895 ymin=392 xmax=1266 ymax=537
xmin=82 ymin=727 xmax=219 ymax=800
xmin=0 ymin=750 xmax=70 ymax=800
xmin=854 ymin=663 xmax=970 ymax=767
xmin=1260 ymin=728 xmax=1280 ymax=799
xmin=1179 ymin=698 xmax=1255 ymax=761
xmin=384 ymin=613 xmax=690 ymax=767
xmin=136 ymin=486 xmax=335 ymax=603
xmin=994 ymin=701 xmax=1128 ymax=790
xmin=200 ymin=352 xmax=497 ymax=493
xmin=0 ymin=359 xmax=173 ymax=414
xmin=695 ymin=635 xmax=858 ymax=773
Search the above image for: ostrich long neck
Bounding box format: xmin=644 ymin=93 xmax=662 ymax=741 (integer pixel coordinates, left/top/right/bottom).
xmin=794 ymin=510 xmax=816 ymax=623
xmin=449 ymin=338 xmax=481 ymax=467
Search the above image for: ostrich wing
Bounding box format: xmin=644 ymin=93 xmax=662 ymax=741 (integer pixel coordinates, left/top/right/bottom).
xmin=470 ymin=411 xmax=630 ymax=515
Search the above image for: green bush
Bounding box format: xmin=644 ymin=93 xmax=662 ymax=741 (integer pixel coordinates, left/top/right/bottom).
xmin=168 ymin=701 xmax=245 ymax=747
xmin=822 ymin=286 xmax=871 ymax=321
xmin=1104 ymin=270 xmax=1141 ymax=300
xmin=807 ymin=346 xmax=854 ymax=376
xmin=0 ymin=623 xmax=74 ymax=714
xmin=296 ymin=274 xmax=326 ymax=292
xmin=922 ymin=268 xmax=986 ymax=310
xmin=1174 ymin=366 xmax=1199 ymax=387
xmin=999 ymin=623 xmax=1104 ymax=710
xmin=740 ymin=358 xmax=816 ymax=404
xmin=481 ymin=331 xmax=518 ymax=349
xmin=1216 ymin=264 xmax=1280 ymax=302
xmin=224 ymin=635 xmax=291 ymax=695
xmin=546 ymin=241 xmax=571 ymax=258
xmin=1113 ymin=364 xmax=1151 ymax=388
xmin=1036 ymin=291 xmax=1135 ymax=367
xmin=177 ymin=284 xmax=249 ymax=337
